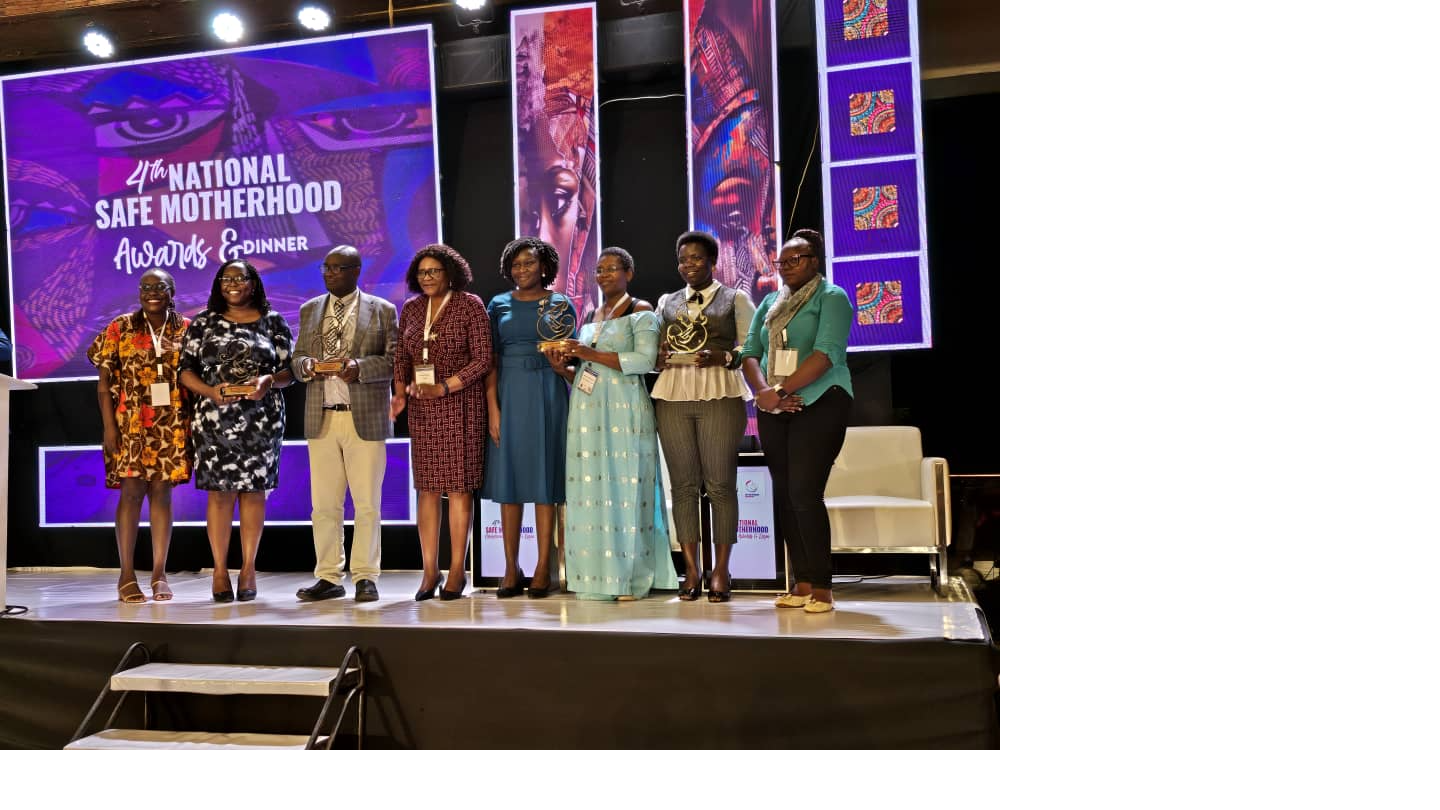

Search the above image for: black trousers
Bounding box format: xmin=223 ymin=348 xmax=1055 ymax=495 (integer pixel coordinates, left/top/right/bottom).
xmin=756 ymin=386 xmax=852 ymax=590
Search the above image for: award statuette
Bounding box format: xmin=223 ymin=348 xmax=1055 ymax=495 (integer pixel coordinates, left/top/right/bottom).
xmin=663 ymin=312 xmax=709 ymax=365
xmin=536 ymin=296 xmax=576 ymax=352
xmin=217 ymin=337 xmax=260 ymax=397
xmin=315 ymin=300 xmax=350 ymax=374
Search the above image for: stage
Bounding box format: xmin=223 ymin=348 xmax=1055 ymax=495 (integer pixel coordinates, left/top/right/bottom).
xmin=0 ymin=569 xmax=997 ymax=749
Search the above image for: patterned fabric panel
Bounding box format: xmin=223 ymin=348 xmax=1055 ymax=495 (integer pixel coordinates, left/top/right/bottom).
xmin=849 ymin=89 xmax=897 ymax=136
xmin=855 ymin=281 xmax=904 ymax=325
xmin=852 ymin=184 xmax=900 ymax=230
xmin=844 ymin=0 xmax=890 ymax=40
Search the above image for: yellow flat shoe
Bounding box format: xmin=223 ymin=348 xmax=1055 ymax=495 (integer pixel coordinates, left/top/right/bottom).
xmin=802 ymin=598 xmax=834 ymax=614
xmin=774 ymin=593 xmax=809 ymax=608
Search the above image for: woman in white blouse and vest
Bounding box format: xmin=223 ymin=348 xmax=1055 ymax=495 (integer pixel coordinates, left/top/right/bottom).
xmin=652 ymin=231 xmax=756 ymax=602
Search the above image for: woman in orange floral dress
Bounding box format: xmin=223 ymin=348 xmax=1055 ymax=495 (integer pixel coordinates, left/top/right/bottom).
xmin=87 ymin=269 xmax=192 ymax=603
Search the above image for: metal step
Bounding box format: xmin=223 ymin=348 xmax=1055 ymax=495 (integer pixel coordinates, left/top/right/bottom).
xmin=65 ymin=729 xmax=325 ymax=750
xmin=110 ymin=663 xmax=355 ymax=697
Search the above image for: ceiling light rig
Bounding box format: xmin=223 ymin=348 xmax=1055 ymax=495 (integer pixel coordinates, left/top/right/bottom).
xmin=83 ymin=28 xmax=115 ymax=59
xmin=454 ymin=0 xmax=495 ymax=33
xmin=212 ymin=12 xmax=245 ymax=44
xmin=297 ymin=5 xmax=332 ymax=31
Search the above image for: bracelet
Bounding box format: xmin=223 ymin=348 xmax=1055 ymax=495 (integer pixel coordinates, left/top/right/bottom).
xmin=774 ymin=386 xmax=788 ymax=399
xmin=441 ymin=379 xmax=451 ymax=396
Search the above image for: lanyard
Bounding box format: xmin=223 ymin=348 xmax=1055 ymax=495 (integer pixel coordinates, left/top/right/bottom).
xmin=145 ymin=315 xmax=167 ymax=375
xmin=589 ymin=294 xmax=630 ymax=347
xmin=422 ymin=291 xmax=451 ymax=363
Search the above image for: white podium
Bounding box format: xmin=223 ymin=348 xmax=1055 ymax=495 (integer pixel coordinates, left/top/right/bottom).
xmin=1 ymin=374 xmax=38 ymax=612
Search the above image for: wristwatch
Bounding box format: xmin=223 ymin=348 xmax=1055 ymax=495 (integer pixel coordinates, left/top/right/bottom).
xmin=774 ymin=385 xmax=788 ymax=399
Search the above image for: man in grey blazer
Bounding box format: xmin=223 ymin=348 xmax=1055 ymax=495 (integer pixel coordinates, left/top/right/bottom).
xmin=292 ymin=245 xmax=398 ymax=602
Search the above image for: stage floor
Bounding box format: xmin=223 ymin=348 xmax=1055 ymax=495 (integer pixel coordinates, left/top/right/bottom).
xmin=2 ymin=569 xmax=989 ymax=643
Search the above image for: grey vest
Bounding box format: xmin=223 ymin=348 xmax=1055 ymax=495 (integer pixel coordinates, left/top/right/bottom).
xmin=660 ymin=285 xmax=739 ymax=352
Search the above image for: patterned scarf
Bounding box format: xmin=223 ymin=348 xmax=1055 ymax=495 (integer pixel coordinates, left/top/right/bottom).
xmin=763 ymin=275 xmax=822 ymax=388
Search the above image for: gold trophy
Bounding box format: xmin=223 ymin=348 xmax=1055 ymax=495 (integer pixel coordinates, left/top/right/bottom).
xmin=536 ymin=297 xmax=576 ymax=352
xmin=314 ymin=314 xmax=347 ymax=373
xmin=216 ymin=337 xmax=259 ymax=397
xmin=663 ymin=312 xmax=709 ymax=365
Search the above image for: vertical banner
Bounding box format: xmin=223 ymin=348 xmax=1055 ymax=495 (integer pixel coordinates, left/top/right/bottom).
xmin=511 ymin=3 xmax=600 ymax=322
xmin=1 ymin=26 xmax=442 ymax=381
xmin=685 ymin=0 xmax=782 ymax=303
xmin=814 ymin=0 xmax=932 ymax=350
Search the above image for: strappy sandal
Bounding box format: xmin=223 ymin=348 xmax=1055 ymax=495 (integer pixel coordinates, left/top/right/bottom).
xmin=118 ymin=581 xmax=147 ymax=604
xmin=707 ymin=575 xmax=732 ymax=603
xmin=149 ymin=580 xmax=173 ymax=602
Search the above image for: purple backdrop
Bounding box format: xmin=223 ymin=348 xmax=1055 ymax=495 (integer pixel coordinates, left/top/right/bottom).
xmin=2 ymin=26 xmax=441 ymax=381
xmin=40 ymin=440 xmax=416 ymax=526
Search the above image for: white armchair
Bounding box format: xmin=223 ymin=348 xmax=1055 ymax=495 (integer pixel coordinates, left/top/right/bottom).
xmin=823 ymin=426 xmax=951 ymax=591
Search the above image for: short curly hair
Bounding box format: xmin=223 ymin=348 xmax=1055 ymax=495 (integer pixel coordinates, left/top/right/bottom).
xmin=674 ymin=230 xmax=719 ymax=264
xmin=405 ymin=244 xmax=473 ymax=294
xmin=500 ymin=237 xmax=560 ymax=285
xmin=598 ymin=246 xmax=635 ymax=275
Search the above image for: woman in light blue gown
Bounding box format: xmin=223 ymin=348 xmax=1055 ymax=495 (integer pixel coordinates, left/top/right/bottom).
xmin=543 ymin=247 xmax=679 ymax=600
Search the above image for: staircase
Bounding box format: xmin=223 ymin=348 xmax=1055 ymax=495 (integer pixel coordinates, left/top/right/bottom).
xmin=66 ymin=642 xmax=366 ymax=750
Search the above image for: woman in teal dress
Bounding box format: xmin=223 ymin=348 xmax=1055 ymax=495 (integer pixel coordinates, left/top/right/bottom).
xmin=544 ymin=247 xmax=678 ymax=600
xmin=482 ymin=238 xmax=576 ymax=598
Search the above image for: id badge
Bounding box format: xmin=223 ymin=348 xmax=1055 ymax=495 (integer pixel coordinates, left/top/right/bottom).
xmin=150 ymin=381 xmax=172 ymax=407
xmin=414 ymin=365 xmax=436 ymax=386
xmin=576 ymin=366 xmax=599 ymax=395
xmin=772 ymin=348 xmax=799 ymax=377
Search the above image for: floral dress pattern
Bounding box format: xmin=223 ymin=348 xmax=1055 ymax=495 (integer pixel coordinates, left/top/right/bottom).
xmin=86 ymin=311 xmax=193 ymax=488
xmin=179 ymin=310 xmax=293 ymax=491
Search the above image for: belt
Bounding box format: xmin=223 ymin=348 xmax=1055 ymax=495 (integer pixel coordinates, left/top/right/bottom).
xmin=323 ymin=404 xmax=351 ymax=412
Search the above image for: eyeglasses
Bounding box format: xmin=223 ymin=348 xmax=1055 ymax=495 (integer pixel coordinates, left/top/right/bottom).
xmin=416 ymin=267 xmax=446 ymax=279
xmin=219 ymin=275 xmax=252 ymax=287
xmin=772 ymin=254 xmax=815 ymax=270
xmin=595 ymin=266 xmax=626 ymax=276
xmin=321 ymin=263 xmax=360 ymax=274
xmin=139 ymin=283 xmax=170 ymax=294
xmin=510 ymin=259 xmax=541 ymax=271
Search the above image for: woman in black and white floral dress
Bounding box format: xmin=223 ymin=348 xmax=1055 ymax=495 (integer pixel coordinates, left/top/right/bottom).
xmin=179 ymin=259 xmax=294 ymax=602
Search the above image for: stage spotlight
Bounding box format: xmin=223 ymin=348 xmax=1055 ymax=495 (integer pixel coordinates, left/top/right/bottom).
xmin=212 ymin=12 xmax=245 ymax=43
xmin=297 ymin=5 xmax=331 ymax=31
xmin=453 ymin=0 xmax=494 ymax=31
xmin=83 ymin=29 xmax=115 ymax=59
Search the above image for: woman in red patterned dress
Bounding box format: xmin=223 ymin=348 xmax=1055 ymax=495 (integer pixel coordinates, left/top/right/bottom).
xmin=390 ymin=245 xmax=493 ymax=601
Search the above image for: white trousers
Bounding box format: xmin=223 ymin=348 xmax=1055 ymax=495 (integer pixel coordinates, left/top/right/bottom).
xmin=309 ymin=411 xmax=387 ymax=583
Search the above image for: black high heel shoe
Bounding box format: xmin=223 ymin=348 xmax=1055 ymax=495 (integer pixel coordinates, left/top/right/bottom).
xmin=212 ymin=588 xmax=235 ymax=603
xmin=237 ymin=588 xmax=257 ymax=602
xmin=414 ymin=573 xmax=441 ymax=602
xmin=707 ymin=574 xmax=732 ymax=603
xmin=678 ymin=575 xmax=702 ymax=602
xmin=439 ymin=576 xmax=468 ymax=601
xmin=526 ymin=578 xmax=552 ymax=599
xmin=496 ymin=574 xmax=530 ymax=599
